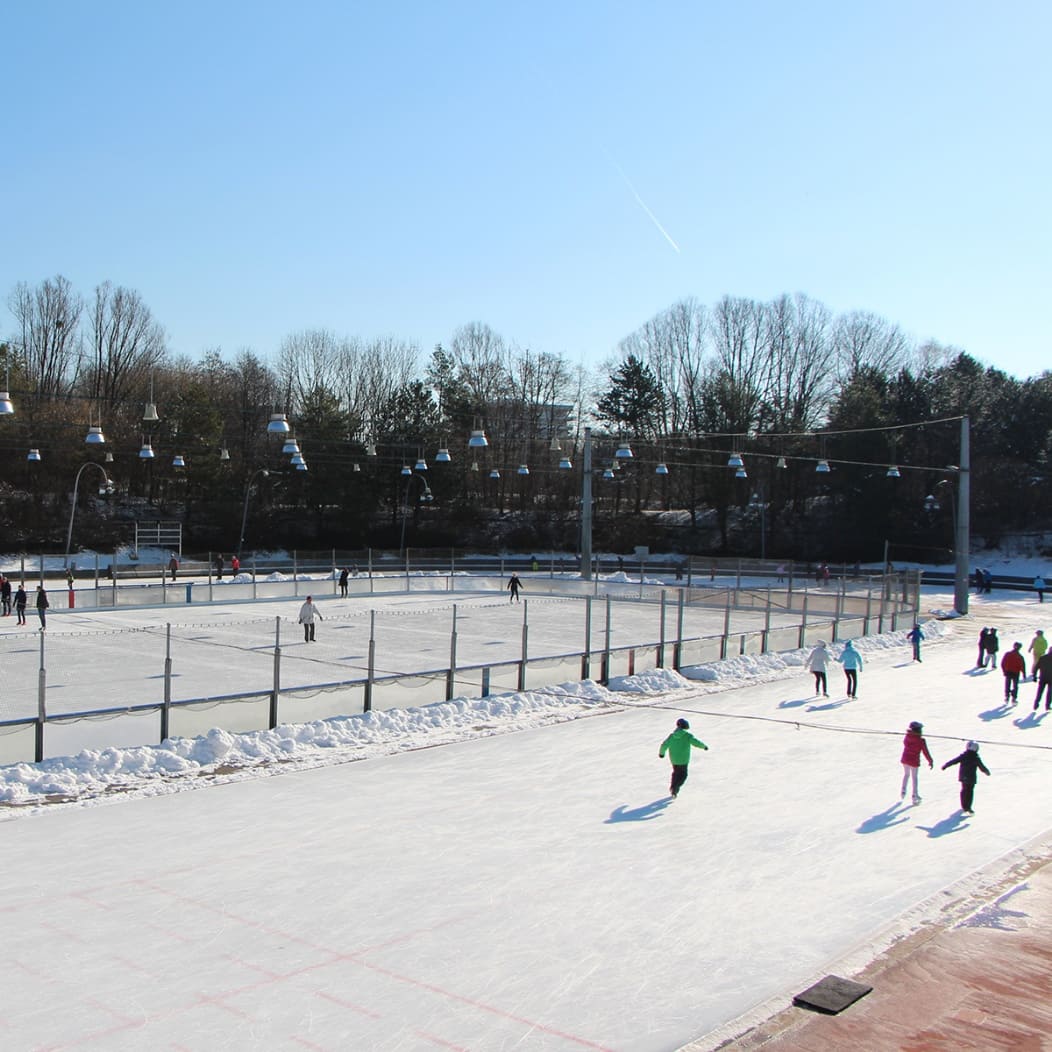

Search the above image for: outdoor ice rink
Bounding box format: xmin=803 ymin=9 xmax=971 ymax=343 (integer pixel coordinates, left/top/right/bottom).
xmin=1 ymin=584 xmax=1050 ymax=1051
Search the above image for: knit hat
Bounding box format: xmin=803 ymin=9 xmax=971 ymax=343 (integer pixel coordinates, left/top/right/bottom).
xmin=967 ymin=740 xmax=979 ymax=751
xmin=908 ymin=721 xmax=923 ymax=732
xmin=676 ymin=718 xmax=690 ymax=729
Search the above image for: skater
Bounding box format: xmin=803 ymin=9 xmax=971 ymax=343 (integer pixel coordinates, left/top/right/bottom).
xmin=508 ymin=573 xmax=523 ymax=603
xmin=231 ymin=554 xmax=240 ymax=575
xmin=1028 ymin=630 xmax=1047 ymax=680
xmin=1034 ymin=649 xmax=1052 ymax=710
xmin=806 ymin=640 xmax=830 ymax=696
xmin=297 ymin=596 xmax=322 ymax=642
xmin=14 ymin=583 xmax=27 ymax=625
xmin=900 ymin=720 xmax=933 ymax=804
xmin=941 ymin=741 xmax=990 ymax=814
xmin=214 ymin=553 xmax=224 ymax=581
xmin=168 ymin=554 xmax=179 ymax=582
xmin=0 ymin=574 xmax=10 ymax=616
xmin=976 ymin=627 xmax=990 ymax=668
xmin=982 ymin=627 xmax=1000 ymax=670
xmin=1035 ymin=574 xmax=1046 ymax=603
xmin=1001 ymin=642 xmax=1025 ymax=704
xmin=907 ymin=622 xmax=924 ymax=662
xmin=837 ymin=639 xmax=863 ymax=698
xmin=658 ymin=717 xmax=708 ymax=798
xmin=338 ymin=566 xmax=349 ymax=597
xmin=982 ymin=568 xmax=993 ymax=594
xmin=35 ymin=584 xmax=49 ymax=631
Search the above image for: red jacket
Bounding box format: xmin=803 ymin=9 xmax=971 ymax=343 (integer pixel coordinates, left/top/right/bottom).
xmin=1001 ymin=650 xmax=1026 ymax=676
xmin=900 ymin=730 xmax=933 ymax=768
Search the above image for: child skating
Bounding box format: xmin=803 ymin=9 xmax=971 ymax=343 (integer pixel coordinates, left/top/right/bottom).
xmin=658 ymin=718 xmax=708 ymax=799
xmin=900 ymin=720 xmax=933 ymax=805
xmin=837 ymin=640 xmax=863 ymax=698
xmin=941 ymin=741 xmax=990 ymax=815
xmin=806 ymin=640 xmax=830 ymax=697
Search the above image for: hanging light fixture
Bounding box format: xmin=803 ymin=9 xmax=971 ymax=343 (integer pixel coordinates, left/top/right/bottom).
xmin=471 ymin=460 xmax=479 ymax=472
xmin=435 ymin=447 xmax=451 ymax=463
xmin=558 ymin=456 xmax=573 ymax=470
xmin=469 ymin=429 xmax=489 ymax=448
xmin=219 ymin=446 xmax=230 ymax=462
xmin=282 ymin=435 xmax=300 ymax=455
xmin=85 ymin=424 xmax=105 ymax=445
xmin=365 ymin=442 xmax=377 ymax=457
xmin=143 ymin=376 xmax=159 ymax=423
xmin=886 ymin=464 xmax=901 ymax=478
xmin=172 ymin=454 xmax=186 ymax=468
xmin=27 ymin=448 xmax=41 ymax=462
xmin=602 ymin=467 xmax=614 ymax=480
xmin=735 ymin=466 xmax=748 ymax=479
xmin=296 ymin=460 xmax=308 ymax=472
xmin=401 ymin=463 xmax=412 ymax=476
xmin=267 ymin=411 xmax=291 ymax=434
xmin=549 ymin=436 xmax=562 ymax=452
xmin=104 ymin=451 xmax=114 ymax=463
xmin=655 ymin=462 xmax=669 ymax=476
xmin=615 ymin=440 xmax=634 ymax=459
xmin=489 ymin=468 xmax=500 ymax=479
xmin=139 ymin=440 xmax=155 ymax=459
xmin=353 ymin=462 xmax=361 ymax=472
xmin=776 ymin=456 xmax=788 ymax=469
xmin=415 ymin=453 xmax=428 ymax=471
xmin=727 ymin=452 xmax=743 ymax=469
xmin=0 ymin=349 xmax=15 ymax=415
xmin=815 ymin=459 xmax=831 ymax=473
xmin=291 ymin=452 xmax=306 ymax=468
xmin=517 ymin=463 xmax=530 ymax=476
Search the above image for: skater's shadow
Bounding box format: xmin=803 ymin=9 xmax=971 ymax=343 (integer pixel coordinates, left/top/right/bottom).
xmin=856 ymin=802 xmax=911 ymax=834
xmin=1014 ymin=710 xmax=1047 ymax=730
xmin=778 ymin=696 xmax=811 ymax=709
xmin=605 ymin=798 xmax=672 ymax=823
xmin=965 ymin=667 xmax=991 ymax=676
xmin=978 ymin=703 xmax=1014 ymax=721
xmin=807 ymin=698 xmax=850 ymax=712
xmin=917 ymin=811 xmax=969 ymax=838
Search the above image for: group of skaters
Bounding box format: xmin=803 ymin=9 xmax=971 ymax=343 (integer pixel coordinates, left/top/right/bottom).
xmin=0 ymin=575 xmax=47 ymax=628
xmin=977 ymin=626 xmax=1052 ymax=711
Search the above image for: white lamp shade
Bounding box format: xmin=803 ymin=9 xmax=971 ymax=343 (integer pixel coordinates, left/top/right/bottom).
xmin=468 ymin=429 xmax=489 ymax=448
xmin=615 ymin=441 xmax=633 ymax=459
xmin=735 ymin=466 xmax=748 ymax=479
xmin=886 ymin=465 xmax=901 ymax=478
xmin=655 ymin=462 xmax=669 ymax=476
xmin=400 ymin=464 xmax=412 ymax=476
xmin=558 ymin=456 xmax=573 ymax=470
xmin=435 ymin=447 xmax=451 ymax=463
xmin=0 ymin=391 xmax=14 ymax=415
xmin=282 ymin=437 xmax=300 ymax=455
xmin=415 ymin=457 xmax=428 ymax=471
xmin=727 ymin=452 xmax=743 ymax=469
xmin=172 ymin=454 xmax=186 ymax=468
xmin=291 ymin=452 xmax=305 ymax=467
xmin=517 ymin=463 xmax=529 ymax=476
xmin=776 ymin=456 xmax=788 ymax=469
xmin=139 ymin=442 xmax=155 ymax=459
xmin=143 ymin=402 xmax=160 ymax=423
xmin=85 ymin=425 xmax=105 ymax=444
xmin=219 ymin=446 xmax=230 ymax=461
xmin=267 ymin=413 xmax=290 ymax=434
xmin=27 ymin=447 xmax=41 ymax=462
xmin=602 ymin=467 xmax=614 ymax=480
xmin=816 ymin=459 xmax=831 ymax=473
xmin=489 ymin=468 xmax=500 ymax=479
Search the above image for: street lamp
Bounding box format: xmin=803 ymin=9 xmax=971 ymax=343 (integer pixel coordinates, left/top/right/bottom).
xmin=238 ymin=468 xmax=270 ymax=558
xmin=65 ymin=462 xmax=113 ymax=568
xmin=399 ymin=473 xmax=433 ymax=553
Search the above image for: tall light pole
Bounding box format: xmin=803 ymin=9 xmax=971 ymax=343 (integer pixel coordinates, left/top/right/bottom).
xmin=955 ymin=415 xmax=970 ymax=616
xmin=399 ymin=474 xmax=433 ymax=553
xmin=238 ymin=468 xmax=270 ymax=559
xmin=580 ymin=427 xmax=593 ymax=581
xmin=65 ymin=462 xmax=113 ymax=568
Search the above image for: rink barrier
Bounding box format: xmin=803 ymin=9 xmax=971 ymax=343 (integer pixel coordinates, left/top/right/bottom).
xmin=0 ymin=572 xmax=920 ymax=764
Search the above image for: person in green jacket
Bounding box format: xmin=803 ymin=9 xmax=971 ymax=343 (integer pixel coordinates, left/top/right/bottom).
xmin=659 ymin=718 xmax=709 ymax=798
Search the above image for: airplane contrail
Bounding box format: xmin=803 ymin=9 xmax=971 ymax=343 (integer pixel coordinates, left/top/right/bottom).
xmin=608 ymin=154 xmax=681 ymax=254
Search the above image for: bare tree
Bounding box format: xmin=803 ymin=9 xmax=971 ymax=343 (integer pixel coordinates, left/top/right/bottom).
xmin=338 ymin=335 xmax=420 ymax=437
xmin=832 ymin=309 xmax=911 ymax=383
xmin=705 ymin=295 xmax=770 ymax=435
xmin=276 ymin=328 xmax=345 ymax=413
xmin=7 ymin=274 xmax=83 ymax=399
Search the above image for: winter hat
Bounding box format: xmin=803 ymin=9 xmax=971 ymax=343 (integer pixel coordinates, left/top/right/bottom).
xmin=676 ymin=718 xmax=690 ymax=729
xmin=967 ymin=741 xmax=979 ymax=751
xmin=908 ymin=720 xmax=923 ymax=732
xmin=1014 ymin=642 xmax=1023 ymax=650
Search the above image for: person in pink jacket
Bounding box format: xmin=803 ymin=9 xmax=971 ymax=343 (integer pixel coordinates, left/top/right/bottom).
xmin=900 ymin=720 xmax=933 ymax=804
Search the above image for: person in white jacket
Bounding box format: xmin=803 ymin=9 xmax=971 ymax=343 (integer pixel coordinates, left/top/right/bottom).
xmin=298 ymin=596 xmax=323 ymax=642
xmin=837 ymin=640 xmax=863 ymax=698
xmin=806 ymin=640 xmax=830 ymax=697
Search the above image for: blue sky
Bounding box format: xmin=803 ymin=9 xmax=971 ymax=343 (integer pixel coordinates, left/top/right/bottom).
xmin=3 ymin=1 xmax=1050 ymax=379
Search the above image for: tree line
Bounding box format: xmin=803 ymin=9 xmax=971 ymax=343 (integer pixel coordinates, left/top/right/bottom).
xmin=2 ymin=275 xmax=1048 ymax=560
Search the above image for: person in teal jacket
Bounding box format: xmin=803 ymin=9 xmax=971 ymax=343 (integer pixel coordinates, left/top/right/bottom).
xmin=659 ymin=718 xmax=709 ymax=798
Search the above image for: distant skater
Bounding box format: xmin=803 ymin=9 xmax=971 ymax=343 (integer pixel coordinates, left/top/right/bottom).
xmin=1000 ymin=642 xmax=1025 ymax=704
xmin=1 ymin=574 xmax=11 ymax=616
xmin=1034 ymin=575 xmax=1046 ymax=603
xmin=508 ymin=574 xmax=522 ymax=603
xmin=658 ymin=718 xmax=708 ymax=798
xmin=906 ymin=623 xmax=924 ymax=662
xmin=942 ymin=741 xmax=990 ymax=814
xmin=338 ymin=566 xmax=349 ymax=597
xmin=14 ymin=583 xmax=27 ymax=625
xmin=298 ymin=595 xmax=322 ymax=642
xmin=1034 ymin=650 xmax=1052 ymax=711
xmin=983 ymin=627 xmax=999 ymax=670
xmin=900 ymin=720 xmax=933 ymax=805
xmin=35 ymin=585 xmax=49 ymax=631
xmin=806 ymin=640 xmax=830 ymax=696
xmin=837 ymin=640 xmax=863 ymax=698
xmin=977 ymin=627 xmax=990 ymax=668
xmin=1028 ymin=630 xmax=1047 ymax=680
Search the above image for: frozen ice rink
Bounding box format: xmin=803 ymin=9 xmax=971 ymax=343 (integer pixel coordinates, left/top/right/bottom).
xmin=1 ymin=586 xmax=1050 ymax=1050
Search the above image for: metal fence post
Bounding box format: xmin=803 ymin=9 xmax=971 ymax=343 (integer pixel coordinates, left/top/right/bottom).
xmin=447 ymin=604 xmax=458 ymax=701
xmin=35 ymin=631 xmax=46 ymax=763
xmin=602 ymin=595 xmax=611 ymax=685
xmin=720 ymin=591 xmax=731 ymax=660
xmin=582 ymin=594 xmax=592 ymax=680
xmin=674 ymin=588 xmax=685 ymax=670
xmin=799 ymin=590 xmax=809 ymax=648
xmin=519 ymin=600 xmax=528 ymax=691
xmin=658 ymin=590 xmax=666 ymax=668
xmin=364 ymin=610 xmax=375 ymax=711
xmin=763 ymin=588 xmax=771 ymax=654
xmin=270 ymin=615 xmax=281 ymax=729
xmin=161 ymin=623 xmax=172 ymax=742
xmin=293 ymin=551 xmax=299 ymax=596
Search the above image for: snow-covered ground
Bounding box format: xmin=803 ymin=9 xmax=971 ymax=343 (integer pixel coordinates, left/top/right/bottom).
xmin=1 ymin=556 xmax=1051 ymax=1050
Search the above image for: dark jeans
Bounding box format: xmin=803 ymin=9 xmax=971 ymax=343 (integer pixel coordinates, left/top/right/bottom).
xmin=670 ymin=765 xmax=689 ymax=796
xmin=959 ymin=781 xmax=976 ymax=812
xmin=1004 ymin=671 xmax=1020 ymax=700
xmin=812 ymin=671 xmax=827 ymax=694
xmin=1035 ymin=679 xmax=1052 ymax=709
xmin=845 ymin=669 xmax=858 ymax=696
xmin=303 ymin=623 xmax=315 ymax=642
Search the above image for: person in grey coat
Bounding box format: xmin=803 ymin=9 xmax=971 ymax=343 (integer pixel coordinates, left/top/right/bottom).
xmin=298 ymin=596 xmax=323 ymax=642
xmin=806 ymin=641 xmax=830 ymax=697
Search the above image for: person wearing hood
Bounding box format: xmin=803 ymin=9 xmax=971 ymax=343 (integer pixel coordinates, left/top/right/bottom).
xmin=658 ymin=718 xmax=709 ymax=799
xmin=837 ymin=640 xmax=863 ymax=698
xmin=1000 ymin=642 xmax=1026 ymax=704
xmin=942 ymin=741 xmax=990 ymax=814
xmin=1028 ymin=630 xmax=1047 ymax=681
xmin=906 ymin=623 xmax=924 ymax=662
xmin=900 ymin=720 xmax=933 ymax=805
xmin=806 ymin=640 xmax=830 ymax=697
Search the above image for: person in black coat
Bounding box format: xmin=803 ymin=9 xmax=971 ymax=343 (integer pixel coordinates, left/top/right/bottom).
xmin=942 ymin=741 xmax=990 ymax=814
xmin=977 ymin=627 xmax=989 ymax=668
xmin=983 ymin=627 xmax=1000 ymax=669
